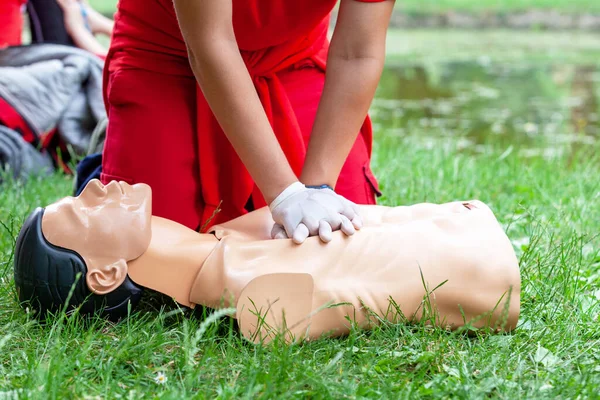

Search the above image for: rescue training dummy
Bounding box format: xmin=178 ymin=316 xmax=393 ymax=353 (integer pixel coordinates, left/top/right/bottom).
xmin=13 ymin=180 xmax=521 ymax=343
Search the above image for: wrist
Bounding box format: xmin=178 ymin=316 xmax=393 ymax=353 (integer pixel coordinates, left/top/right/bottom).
xmin=305 ymin=184 xmax=334 ymax=191
xmin=269 ymin=181 xmax=305 ymax=211
xmin=261 ymin=173 xmax=299 ymax=205
xmin=300 ymin=171 xmax=336 ymax=189
xmin=300 ymin=159 xmax=338 ymax=188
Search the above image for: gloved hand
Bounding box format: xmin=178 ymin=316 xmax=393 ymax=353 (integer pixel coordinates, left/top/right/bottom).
xmin=269 ymin=182 xmax=363 ymax=244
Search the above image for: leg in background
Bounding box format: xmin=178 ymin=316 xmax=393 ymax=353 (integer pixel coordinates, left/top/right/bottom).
xmin=102 ymin=68 xmax=203 ymax=230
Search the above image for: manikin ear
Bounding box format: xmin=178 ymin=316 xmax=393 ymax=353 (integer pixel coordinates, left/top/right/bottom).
xmin=86 ymin=259 xmax=128 ymax=295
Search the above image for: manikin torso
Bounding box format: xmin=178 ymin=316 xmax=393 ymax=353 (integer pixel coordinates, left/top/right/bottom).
xmin=127 ymin=203 xmax=520 ymax=342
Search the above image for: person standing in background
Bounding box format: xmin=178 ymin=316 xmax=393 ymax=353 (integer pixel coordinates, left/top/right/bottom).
xmin=0 ymin=0 xmax=113 ymax=57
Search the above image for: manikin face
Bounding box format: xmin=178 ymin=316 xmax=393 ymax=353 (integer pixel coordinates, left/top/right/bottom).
xmin=42 ymin=180 xmax=153 ymax=294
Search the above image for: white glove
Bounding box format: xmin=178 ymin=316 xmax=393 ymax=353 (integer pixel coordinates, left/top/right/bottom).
xmin=269 ymin=182 xmax=363 ymax=244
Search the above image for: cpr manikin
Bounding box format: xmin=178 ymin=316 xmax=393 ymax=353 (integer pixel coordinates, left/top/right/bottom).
xmin=14 ymin=180 xmax=521 ymax=343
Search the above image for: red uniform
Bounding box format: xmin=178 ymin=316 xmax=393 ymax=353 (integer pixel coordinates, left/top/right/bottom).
xmin=102 ymin=0 xmax=384 ymax=231
xmin=0 ymin=0 xmax=26 ymax=48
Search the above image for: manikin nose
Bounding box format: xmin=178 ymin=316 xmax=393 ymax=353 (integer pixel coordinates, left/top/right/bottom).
xmin=105 ymin=181 xmax=124 ymax=195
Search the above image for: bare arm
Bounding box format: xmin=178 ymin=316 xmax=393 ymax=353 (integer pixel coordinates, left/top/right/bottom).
xmin=56 ymin=0 xmax=107 ymax=56
xmin=84 ymin=1 xmax=114 ymax=36
xmin=68 ymin=28 xmax=107 ymax=55
xmin=172 ymin=0 xmax=297 ymax=203
xmin=301 ymin=0 xmax=395 ymax=187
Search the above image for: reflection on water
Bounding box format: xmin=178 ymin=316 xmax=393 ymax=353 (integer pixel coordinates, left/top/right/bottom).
xmin=571 ymin=66 xmax=599 ymax=135
xmin=374 ymin=60 xmax=599 ymax=156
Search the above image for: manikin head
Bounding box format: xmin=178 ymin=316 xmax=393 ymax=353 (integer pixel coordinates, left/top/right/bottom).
xmin=13 ymin=180 xmax=152 ymax=318
xmin=42 ymin=179 xmax=152 ymax=294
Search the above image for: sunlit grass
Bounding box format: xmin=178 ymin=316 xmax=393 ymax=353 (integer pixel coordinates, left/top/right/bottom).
xmin=2 ymin=127 xmax=600 ymax=396
xmin=88 ymin=0 xmax=600 ymax=16
xmin=399 ymin=0 xmax=600 ymax=13
xmin=2 ymin=18 xmax=600 ymax=399
xmin=385 ymin=29 xmax=600 ymax=65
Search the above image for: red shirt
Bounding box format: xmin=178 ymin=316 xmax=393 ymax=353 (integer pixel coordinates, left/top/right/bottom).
xmin=0 ymin=0 xmax=26 ymax=48
xmin=108 ymin=0 xmax=385 ymax=74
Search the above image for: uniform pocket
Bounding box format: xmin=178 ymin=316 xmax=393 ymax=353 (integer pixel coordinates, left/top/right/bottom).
xmin=363 ymin=161 xmax=382 ymax=198
xmin=105 ymin=68 xmax=133 ymax=107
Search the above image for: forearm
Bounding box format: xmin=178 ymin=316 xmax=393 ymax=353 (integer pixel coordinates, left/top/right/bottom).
xmin=187 ymin=41 xmax=297 ymax=203
xmin=301 ymin=0 xmax=393 ymax=187
xmin=94 ymin=14 xmax=113 ymax=36
xmin=301 ymin=55 xmax=383 ymax=187
xmin=69 ymin=26 xmax=107 ymax=57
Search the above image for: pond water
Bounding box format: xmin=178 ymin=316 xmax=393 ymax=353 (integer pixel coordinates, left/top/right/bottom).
xmin=374 ymin=31 xmax=600 ymax=158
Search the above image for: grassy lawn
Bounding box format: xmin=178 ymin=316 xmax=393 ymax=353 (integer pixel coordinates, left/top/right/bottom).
xmin=2 ymin=135 xmax=600 ymax=397
xmin=2 ymin=17 xmax=600 ymax=400
xmin=89 ymin=0 xmax=600 ymax=15
xmin=384 ymin=29 xmax=600 ymax=65
xmin=399 ymin=0 xmax=600 ymax=13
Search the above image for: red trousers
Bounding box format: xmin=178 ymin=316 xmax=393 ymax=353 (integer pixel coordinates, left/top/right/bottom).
xmin=102 ymin=62 xmax=380 ymax=230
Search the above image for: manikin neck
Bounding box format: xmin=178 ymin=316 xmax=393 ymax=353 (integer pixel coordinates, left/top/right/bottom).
xmin=126 ymin=216 xmax=219 ymax=307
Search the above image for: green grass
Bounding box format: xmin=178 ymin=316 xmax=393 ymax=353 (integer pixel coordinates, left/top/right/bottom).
xmin=87 ymin=0 xmax=117 ymax=16
xmin=3 ymin=23 xmax=600 ymax=398
xmin=88 ymin=0 xmax=600 ymax=16
xmin=2 ymin=133 xmax=600 ymax=397
xmin=384 ymin=29 xmax=600 ymax=65
xmin=399 ymin=0 xmax=600 ymax=14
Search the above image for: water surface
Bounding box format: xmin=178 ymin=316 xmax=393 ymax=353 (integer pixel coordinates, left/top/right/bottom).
xmin=375 ymin=30 xmax=600 ymax=158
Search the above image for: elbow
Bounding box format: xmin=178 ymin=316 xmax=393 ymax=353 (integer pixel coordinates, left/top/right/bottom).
xmin=185 ymin=42 xmax=218 ymax=85
xmin=185 ymin=38 xmax=239 ymax=82
xmin=330 ymin=49 xmax=385 ymax=69
xmin=185 ymin=43 xmax=201 ymax=73
xmin=186 ymin=43 xmax=208 ymax=75
xmin=328 ymin=38 xmax=386 ymax=68
xmin=328 ymin=47 xmax=386 ymax=84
